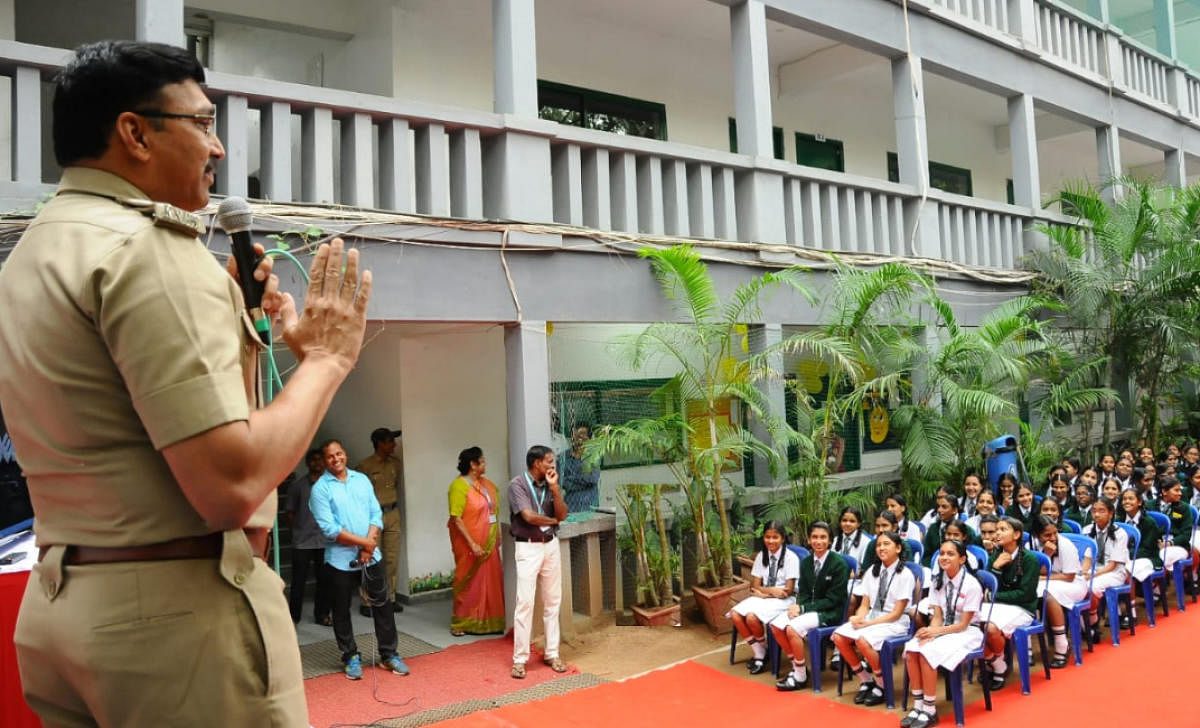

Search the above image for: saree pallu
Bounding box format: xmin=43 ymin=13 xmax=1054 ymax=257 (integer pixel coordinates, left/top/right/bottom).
xmin=448 ymin=476 xmax=505 ymax=634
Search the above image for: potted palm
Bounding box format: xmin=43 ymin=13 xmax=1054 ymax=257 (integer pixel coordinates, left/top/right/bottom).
xmin=617 ymin=483 xmax=681 ymax=626
xmin=591 ymin=246 xmax=853 ymax=633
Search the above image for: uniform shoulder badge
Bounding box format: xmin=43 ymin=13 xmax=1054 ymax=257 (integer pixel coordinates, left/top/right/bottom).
xmin=117 ymin=196 xmax=206 ymax=237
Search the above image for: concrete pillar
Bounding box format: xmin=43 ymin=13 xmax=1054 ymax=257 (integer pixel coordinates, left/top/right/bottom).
xmin=379 ymin=119 xmax=413 ymax=213
xmin=730 ymin=0 xmax=773 ymax=159
xmin=747 ymin=324 xmax=786 ymax=489
xmin=259 ymin=102 xmax=292 ymax=202
xmin=892 ymin=55 xmax=929 ymax=191
xmin=1165 ymin=148 xmax=1186 ymax=188
xmin=215 ymin=95 xmax=248 ymax=197
xmin=339 ymin=113 xmax=374 ymax=207
xmin=504 ymin=322 xmax=553 ymax=481
xmin=135 ymin=0 xmax=184 ymax=47
xmin=11 ymin=66 xmax=39 ymax=184
xmin=1096 ymin=123 xmax=1121 ymax=201
xmin=483 ymin=132 xmax=553 ymax=222
xmin=493 ymin=0 xmax=538 ymax=116
xmin=301 ymin=107 xmax=334 ymax=203
xmin=1007 ymin=94 xmax=1041 ymax=209
xmin=1153 ymin=0 xmax=1176 ymax=59
xmin=894 ymin=55 xmax=941 ymax=259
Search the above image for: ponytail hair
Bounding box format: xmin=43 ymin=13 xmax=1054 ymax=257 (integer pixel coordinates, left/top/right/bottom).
xmin=1001 ymin=515 xmax=1027 ymax=581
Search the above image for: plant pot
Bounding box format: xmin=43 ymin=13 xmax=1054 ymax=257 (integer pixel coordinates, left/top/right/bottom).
xmin=691 ymin=577 xmax=750 ymax=635
xmin=631 ymin=598 xmax=682 ymax=627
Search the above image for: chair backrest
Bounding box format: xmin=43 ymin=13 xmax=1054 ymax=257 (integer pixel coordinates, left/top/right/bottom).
xmin=966 ymin=544 xmax=988 ymax=569
xmin=1030 ymin=549 xmax=1052 ymax=620
xmin=905 ymin=538 xmax=923 ymax=564
xmin=974 ymin=569 xmax=999 ymax=630
xmin=788 ymin=544 xmax=810 ymax=562
xmin=1191 ymin=506 xmax=1199 ymax=544
xmin=996 ymin=504 xmax=1006 ymax=516
xmin=1148 ymin=510 xmax=1171 ymax=540
xmin=1062 ymin=518 xmax=1082 ymax=534
xmin=1062 ymin=533 xmax=1098 ymax=594
xmin=904 ymin=560 xmax=923 ymax=600
xmin=842 ymin=554 xmax=859 ymax=576
xmin=914 ymin=520 xmax=927 ymax=537
xmin=1115 ymin=521 xmax=1141 ymax=557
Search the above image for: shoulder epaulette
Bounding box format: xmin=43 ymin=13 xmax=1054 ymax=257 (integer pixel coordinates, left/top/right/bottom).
xmin=117 ymin=196 xmax=207 ymax=237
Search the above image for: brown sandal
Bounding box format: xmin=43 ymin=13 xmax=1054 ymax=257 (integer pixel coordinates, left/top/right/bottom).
xmin=543 ymin=656 xmax=567 ymax=673
xmin=450 ymin=629 xmax=466 ymax=637
xmin=511 ymin=662 xmax=526 ymax=679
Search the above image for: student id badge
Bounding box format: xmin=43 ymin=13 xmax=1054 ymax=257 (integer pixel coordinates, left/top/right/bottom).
xmin=489 ymin=513 xmax=498 ymax=524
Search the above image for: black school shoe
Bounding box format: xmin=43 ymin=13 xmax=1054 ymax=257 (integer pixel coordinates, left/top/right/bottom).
xmin=853 ymin=682 xmax=873 ymax=704
xmin=775 ymin=674 xmax=808 ymax=691
xmin=747 ymin=658 xmax=767 ymax=675
xmin=861 ymin=684 xmax=886 ymax=706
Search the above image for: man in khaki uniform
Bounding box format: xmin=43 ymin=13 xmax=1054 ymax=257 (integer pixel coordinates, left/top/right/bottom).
xmin=357 ymin=427 xmax=405 ymax=603
xmin=0 ymin=41 xmax=371 ymax=726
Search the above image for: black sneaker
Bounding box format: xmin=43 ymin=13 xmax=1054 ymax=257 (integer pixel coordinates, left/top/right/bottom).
xmin=912 ymin=712 xmax=940 ymax=728
xmin=900 ymin=710 xmax=924 ymax=728
xmin=747 ymin=658 xmax=766 ymax=675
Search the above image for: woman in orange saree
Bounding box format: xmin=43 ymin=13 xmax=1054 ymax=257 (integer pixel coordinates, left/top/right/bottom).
xmin=447 ymin=447 xmax=505 ymax=635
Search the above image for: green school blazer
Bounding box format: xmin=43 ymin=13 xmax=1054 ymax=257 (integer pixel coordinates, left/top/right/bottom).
xmin=795 ymin=551 xmax=850 ymax=627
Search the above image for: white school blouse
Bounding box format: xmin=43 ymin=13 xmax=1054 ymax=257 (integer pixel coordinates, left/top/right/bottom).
xmin=852 ymin=561 xmax=917 ymax=617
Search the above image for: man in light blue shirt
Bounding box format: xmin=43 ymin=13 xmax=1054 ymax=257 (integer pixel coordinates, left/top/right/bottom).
xmin=310 ymin=438 xmax=409 ymax=679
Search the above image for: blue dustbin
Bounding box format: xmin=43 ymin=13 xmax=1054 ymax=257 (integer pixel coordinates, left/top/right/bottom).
xmin=982 ymin=434 xmax=1020 ymax=495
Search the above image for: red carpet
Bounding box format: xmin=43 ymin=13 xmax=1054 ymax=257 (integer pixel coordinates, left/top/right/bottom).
xmin=305 ymin=636 xmax=577 ymax=728
xmin=423 ymin=602 xmax=1200 ymax=728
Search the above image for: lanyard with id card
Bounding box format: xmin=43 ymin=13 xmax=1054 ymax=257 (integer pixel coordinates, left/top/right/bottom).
xmin=525 ymin=472 xmax=552 ymax=532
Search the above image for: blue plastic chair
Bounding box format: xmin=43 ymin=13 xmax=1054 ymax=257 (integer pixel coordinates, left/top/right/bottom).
xmin=1134 ymin=514 xmax=1171 ymax=625
xmin=874 ymin=561 xmax=924 ymax=707
xmin=1109 ymin=523 xmax=1139 ymax=642
xmin=808 ymin=554 xmax=857 ymax=693
xmin=1060 ymin=533 xmax=1097 ymax=665
xmin=1008 ymin=550 xmax=1051 ymax=694
xmin=915 ymin=521 xmax=927 ymax=538
xmin=730 ymin=545 xmax=810 ymax=667
xmin=903 ymin=570 xmax=997 ymax=727
xmin=1149 ymin=510 xmax=1195 ymax=612
xmin=905 ymin=538 xmax=924 ymax=566
xmin=1062 ymin=518 xmax=1082 ymax=534
xmin=967 ymin=545 xmax=988 ymax=569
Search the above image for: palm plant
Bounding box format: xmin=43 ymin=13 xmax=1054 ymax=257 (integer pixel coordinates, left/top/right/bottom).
xmin=589 ymin=245 xmax=856 ymax=588
xmin=1030 ymin=177 xmax=1200 ymax=452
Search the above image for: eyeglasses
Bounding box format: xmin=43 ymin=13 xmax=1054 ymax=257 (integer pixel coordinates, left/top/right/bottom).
xmin=132 ymin=108 xmax=217 ymax=136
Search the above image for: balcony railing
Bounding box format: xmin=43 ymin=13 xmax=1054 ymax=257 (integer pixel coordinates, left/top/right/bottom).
xmin=1120 ymin=38 xmax=1172 ymax=106
xmin=927 ymin=0 xmax=1012 ymax=35
xmin=1032 ymin=0 xmax=1105 ymax=78
xmin=0 ymin=40 xmax=1079 ymax=276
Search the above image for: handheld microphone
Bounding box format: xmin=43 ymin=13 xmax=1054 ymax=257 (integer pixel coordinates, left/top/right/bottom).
xmin=216 ymin=197 xmax=271 ymax=345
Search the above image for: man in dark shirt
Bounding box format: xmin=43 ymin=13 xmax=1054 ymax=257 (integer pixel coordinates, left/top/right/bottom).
xmin=507 ymin=445 xmax=568 ymax=679
xmin=286 ymin=448 xmax=332 ymax=624
xmin=558 ymin=423 xmax=600 ymax=513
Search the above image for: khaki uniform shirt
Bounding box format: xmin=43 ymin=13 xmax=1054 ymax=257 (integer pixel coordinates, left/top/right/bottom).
xmin=0 ymin=167 xmax=273 ymax=547
xmin=356 ymin=452 xmax=402 ymax=508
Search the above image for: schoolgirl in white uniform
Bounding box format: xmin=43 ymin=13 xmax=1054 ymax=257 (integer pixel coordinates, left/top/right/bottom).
xmin=730 ymin=520 xmax=799 ymax=674
xmin=919 ymin=487 xmax=950 ymax=531
xmin=832 ymin=531 xmax=916 ymax=706
xmin=965 ymin=490 xmax=998 ymax=535
xmin=1033 ymin=515 xmax=1090 ymax=668
xmin=915 ymin=519 xmax=979 ymax=626
xmin=886 ymin=493 xmax=925 ymax=543
xmin=902 ymin=539 xmax=984 ymax=728
xmin=960 ymin=473 xmax=985 ymax=520
xmin=832 ymin=506 xmax=870 ymax=567
xmin=1081 ymin=497 xmax=1129 ymax=643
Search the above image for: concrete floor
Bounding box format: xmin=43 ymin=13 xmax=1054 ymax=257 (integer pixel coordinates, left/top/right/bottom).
xmin=291 ymin=591 xmax=497 ymax=651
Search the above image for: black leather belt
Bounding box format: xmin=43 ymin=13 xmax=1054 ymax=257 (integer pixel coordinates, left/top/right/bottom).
xmin=40 ymin=528 xmax=271 ymax=565
xmin=514 ymin=534 xmax=556 ymax=543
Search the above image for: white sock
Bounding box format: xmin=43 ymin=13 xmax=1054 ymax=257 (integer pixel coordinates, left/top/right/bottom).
xmin=750 ymin=641 xmax=766 ymax=660
xmin=791 ymin=660 xmax=807 ymax=680
xmin=990 ymin=656 xmax=1006 ymax=673
xmin=920 ymin=697 xmax=937 ymax=715
xmin=857 ymin=668 xmax=875 ymax=686
xmin=1052 ymin=629 xmax=1068 ymax=653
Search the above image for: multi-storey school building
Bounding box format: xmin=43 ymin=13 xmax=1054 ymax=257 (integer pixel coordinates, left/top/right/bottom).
xmin=0 ymin=0 xmax=1197 ymax=625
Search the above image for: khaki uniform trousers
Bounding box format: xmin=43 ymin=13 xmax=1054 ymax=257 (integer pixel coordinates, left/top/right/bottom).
xmin=15 ymin=531 xmax=306 ymax=728
xmin=380 ymin=506 xmax=401 ymax=596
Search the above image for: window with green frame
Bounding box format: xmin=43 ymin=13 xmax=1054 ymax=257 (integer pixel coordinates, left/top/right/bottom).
xmin=550 ymin=378 xmax=677 ymax=468
xmin=538 ymin=80 xmax=667 ymax=140
xmin=795 ymin=132 xmax=845 ymax=172
xmin=886 ymin=152 xmax=973 ymax=196
xmin=728 ymin=118 xmax=785 ymax=160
